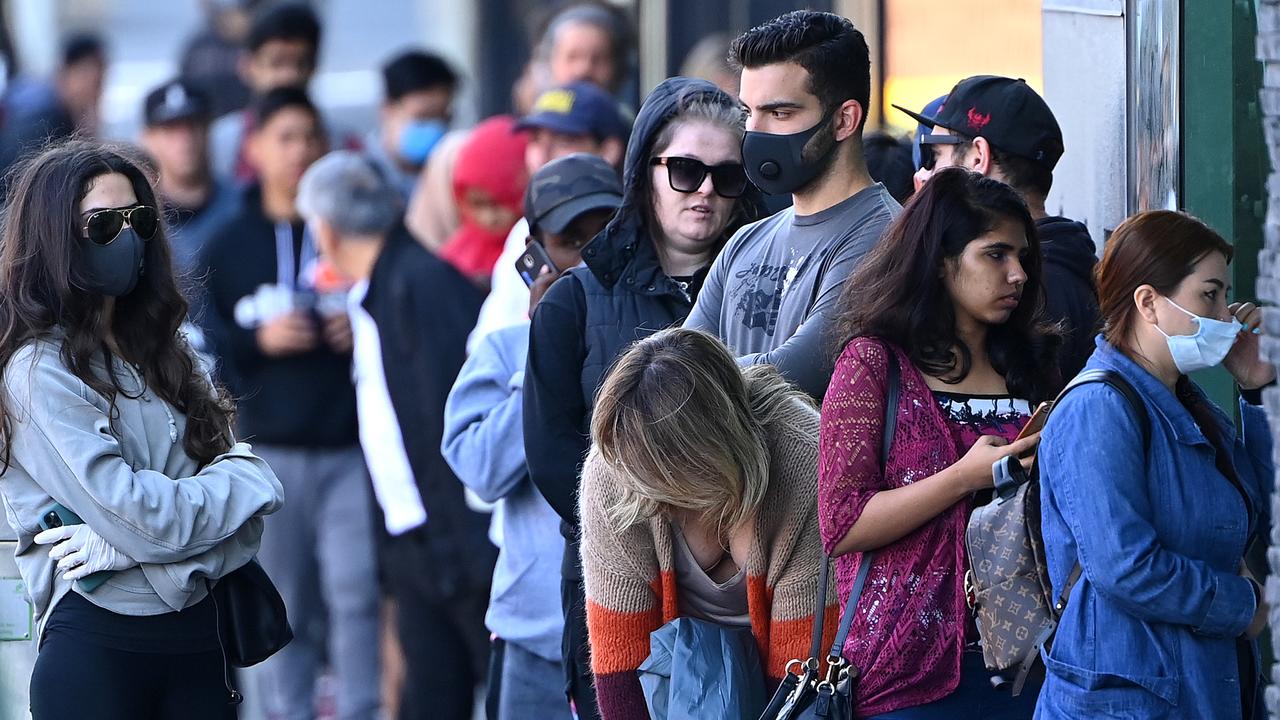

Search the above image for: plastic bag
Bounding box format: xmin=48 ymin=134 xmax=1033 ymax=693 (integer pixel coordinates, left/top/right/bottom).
xmin=637 ymin=617 xmax=767 ymax=720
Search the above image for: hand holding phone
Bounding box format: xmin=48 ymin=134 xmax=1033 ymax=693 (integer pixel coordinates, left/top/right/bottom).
xmin=515 ymin=241 xmax=559 ymax=288
xmin=35 ymin=503 xmax=115 ymax=592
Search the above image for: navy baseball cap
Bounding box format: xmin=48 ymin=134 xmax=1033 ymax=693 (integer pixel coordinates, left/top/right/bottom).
xmin=144 ymin=79 xmax=210 ymax=126
xmin=525 ymin=153 xmax=622 ymax=234
xmin=911 ymin=95 xmax=947 ymax=171
xmin=515 ymin=81 xmax=630 ymax=142
xmin=894 ymin=76 xmax=1064 ymax=171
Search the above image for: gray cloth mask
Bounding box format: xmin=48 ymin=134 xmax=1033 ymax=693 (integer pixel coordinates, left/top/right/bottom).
xmin=81 ymin=227 xmax=145 ymax=296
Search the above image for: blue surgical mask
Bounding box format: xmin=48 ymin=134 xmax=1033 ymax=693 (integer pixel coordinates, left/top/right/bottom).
xmin=1155 ymin=297 xmax=1242 ymax=374
xmin=398 ymin=119 xmax=448 ymax=167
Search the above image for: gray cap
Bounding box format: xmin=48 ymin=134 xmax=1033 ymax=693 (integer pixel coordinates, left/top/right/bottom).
xmin=524 ymin=153 xmax=622 ymax=234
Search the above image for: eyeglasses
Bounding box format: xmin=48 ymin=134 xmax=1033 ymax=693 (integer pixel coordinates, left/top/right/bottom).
xmin=82 ymin=205 xmax=159 ymax=245
xmin=650 ymin=156 xmax=749 ymax=199
xmin=918 ymin=133 xmax=964 ymax=171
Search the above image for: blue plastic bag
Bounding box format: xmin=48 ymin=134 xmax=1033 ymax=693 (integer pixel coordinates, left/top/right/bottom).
xmin=637 ymin=617 xmax=767 ymax=720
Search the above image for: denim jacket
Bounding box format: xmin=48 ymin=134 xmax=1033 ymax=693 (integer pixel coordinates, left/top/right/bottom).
xmin=1036 ymin=336 xmax=1272 ymax=719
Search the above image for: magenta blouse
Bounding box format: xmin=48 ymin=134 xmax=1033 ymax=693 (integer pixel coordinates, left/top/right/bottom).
xmin=818 ymin=338 xmax=1029 ymax=717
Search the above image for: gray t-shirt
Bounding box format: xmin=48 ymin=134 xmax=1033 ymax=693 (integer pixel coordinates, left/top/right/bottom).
xmin=685 ymin=183 xmax=900 ymax=398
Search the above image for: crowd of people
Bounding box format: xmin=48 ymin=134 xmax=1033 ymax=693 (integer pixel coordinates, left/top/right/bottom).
xmin=0 ymin=3 xmax=1271 ymax=720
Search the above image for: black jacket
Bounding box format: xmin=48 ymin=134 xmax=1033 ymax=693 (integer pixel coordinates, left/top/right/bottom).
xmin=198 ymin=185 xmax=358 ymax=447
xmin=522 ymin=77 xmax=764 ymax=579
xmin=1038 ymin=215 xmax=1101 ymax=382
xmin=364 ymin=225 xmax=495 ymax=601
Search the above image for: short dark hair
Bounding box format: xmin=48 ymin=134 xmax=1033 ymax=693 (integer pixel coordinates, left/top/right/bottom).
xmin=62 ymin=33 xmax=104 ymax=67
xmin=252 ymin=86 xmax=320 ymax=129
xmin=381 ymin=50 xmax=459 ymax=101
xmin=953 ymin=131 xmax=1054 ymax=199
xmin=862 ymin=132 xmax=914 ymax=203
xmin=247 ymin=3 xmax=321 ymax=55
xmin=730 ymin=11 xmax=870 ymax=122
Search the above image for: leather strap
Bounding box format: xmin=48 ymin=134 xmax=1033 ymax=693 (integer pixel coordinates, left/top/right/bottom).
xmin=1047 ymin=370 xmax=1149 ymax=617
xmin=828 ymin=548 xmax=874 ymax=660
xmin=806 ymin=555 xmax=831 ymax=662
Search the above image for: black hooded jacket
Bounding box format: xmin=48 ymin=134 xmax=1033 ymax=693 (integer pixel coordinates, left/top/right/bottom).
xmin=522 ymin=77 xmax=765 ymax=578
xmin=1037 ymin=215 xmax=1101 ymax=382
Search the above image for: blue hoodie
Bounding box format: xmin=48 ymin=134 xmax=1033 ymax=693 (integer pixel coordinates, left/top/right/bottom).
xmin=441 ymin=323 xmax=564 ymax=661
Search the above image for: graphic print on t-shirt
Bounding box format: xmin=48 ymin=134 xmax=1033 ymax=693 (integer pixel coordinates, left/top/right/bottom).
xmin=731 ymin=248 xmax=807 ymax=336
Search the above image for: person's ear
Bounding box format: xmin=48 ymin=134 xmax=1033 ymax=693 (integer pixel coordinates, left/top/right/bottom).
xmin=236 ymin=51 xmax=255 ymax=87
xmin=312 ymin=218 xmax=338 ymax=260
xmin=970 ymin=137 xmax=994 ymax=175
xmin=600 ymin=137 xmax=625 ymax=169
xmin=834 ymin=98 xmax=863 ymax=143
xmin=1133 ymin=284 xmax=1161 ymax=325
xmin=244 ymin=131 xmax=262 ymax=172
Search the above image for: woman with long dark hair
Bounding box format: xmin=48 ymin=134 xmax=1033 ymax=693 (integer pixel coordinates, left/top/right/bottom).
xmin=0 ymin=140 xmax=283 ymax=719
xmin=1036 ymin=211 xmax=1272 ymax=719
xmin=818 ymin=167 xmax=1059 ymax=718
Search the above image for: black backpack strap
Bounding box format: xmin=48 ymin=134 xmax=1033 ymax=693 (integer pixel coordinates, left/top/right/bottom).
xmin=1048 ymin=369 xmax=1150 ymax=613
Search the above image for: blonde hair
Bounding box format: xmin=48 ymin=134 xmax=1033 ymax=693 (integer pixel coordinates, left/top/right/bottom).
xmin=590 ymin=328 xmax=813 ymax=535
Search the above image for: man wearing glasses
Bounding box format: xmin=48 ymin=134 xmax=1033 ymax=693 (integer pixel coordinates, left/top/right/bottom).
xmin=900 ymin=75 xmax=1099 ymax=381
xmin=684 ymin=10 xmax=901 ymax=400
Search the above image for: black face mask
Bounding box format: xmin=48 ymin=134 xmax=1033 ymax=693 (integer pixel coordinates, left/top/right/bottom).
xmin=741 ymin=111 xmax=838 ymax=196
xmin=81 ymin=227 xmax=145 ymax=296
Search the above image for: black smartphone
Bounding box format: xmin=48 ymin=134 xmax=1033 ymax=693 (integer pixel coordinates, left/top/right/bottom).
xmin=515 ymin=241 xmax=558 ymax=288
xmin=37 ymin=502 xmax=110 ymax=592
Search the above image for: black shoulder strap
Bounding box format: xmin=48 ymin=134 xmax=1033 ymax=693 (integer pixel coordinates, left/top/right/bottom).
xmin=1059 ymin=369 xmax=1150 ymax=449
xmin=1049 ymin=368 xmax=1150 ymax=613
xmin=812 ymin=346 xmax=899 ymax=663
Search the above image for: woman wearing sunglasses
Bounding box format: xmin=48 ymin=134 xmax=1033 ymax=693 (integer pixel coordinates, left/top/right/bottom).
xmin=0 ymin=141 xmax=284 ymax=719
xmin=523 ymin=76 xmax=763 ymax=720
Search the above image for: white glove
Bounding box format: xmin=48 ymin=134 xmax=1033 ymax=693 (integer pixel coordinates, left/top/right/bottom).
xmin=33 ymin=525 xmax=138 ymax=580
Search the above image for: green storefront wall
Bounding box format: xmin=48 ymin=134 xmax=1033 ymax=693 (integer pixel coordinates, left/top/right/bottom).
xmin=1182 ymin=0 xmax=1268 ymax=412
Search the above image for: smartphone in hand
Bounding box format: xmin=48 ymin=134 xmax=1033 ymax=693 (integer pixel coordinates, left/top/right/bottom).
xmin=37 ymin=503 xmax=111 ymax=592
xmin=515 ymin=241 xmax=559 ymax=288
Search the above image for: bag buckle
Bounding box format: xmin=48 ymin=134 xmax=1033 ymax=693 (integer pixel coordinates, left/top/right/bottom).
xmin=964 ymin=569 xmax=977 ymax=609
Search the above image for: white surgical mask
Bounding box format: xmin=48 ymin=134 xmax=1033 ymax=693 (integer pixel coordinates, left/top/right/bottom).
xmin=1155 ymin=297 xmax=1242 ymax=374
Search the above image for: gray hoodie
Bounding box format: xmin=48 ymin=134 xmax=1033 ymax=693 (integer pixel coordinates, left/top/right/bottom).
xmin=0 ymin=333 xmax=284 ymax=638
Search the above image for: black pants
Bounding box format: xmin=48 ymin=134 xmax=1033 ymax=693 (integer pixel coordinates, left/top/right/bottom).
xmin=561 ymin=578 xmax=600 ymax=720
xmin=382 ymin=530 xmax=490 ymax=720
xmin=30 ymin=629 xmax=236 ymax=720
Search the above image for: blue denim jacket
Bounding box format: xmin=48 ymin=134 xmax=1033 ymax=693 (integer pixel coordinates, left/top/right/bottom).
xmin=1036 ymin=337 xmax=1272 ymax=719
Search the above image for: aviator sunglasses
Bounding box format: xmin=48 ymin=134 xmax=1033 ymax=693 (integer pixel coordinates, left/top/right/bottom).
xmin=650 ymin=156 xmax=749 ymax=198
xmin=82 ymin=205 xmax=159 ymax=245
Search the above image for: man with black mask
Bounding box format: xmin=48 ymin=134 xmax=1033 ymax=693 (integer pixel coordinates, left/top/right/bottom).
xmin=684 ymin=10 xmax=900 ymax=399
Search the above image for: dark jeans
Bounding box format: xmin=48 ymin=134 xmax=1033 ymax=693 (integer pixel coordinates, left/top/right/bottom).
xmin=561 ymin=578 xmax=600 ymax=720
xmin=867 ymin=651 xmax=1040 ymax=720
xmin=30 ymin=629 xmax=236 ymax=720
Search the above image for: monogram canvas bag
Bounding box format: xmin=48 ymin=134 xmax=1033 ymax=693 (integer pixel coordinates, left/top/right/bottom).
xmin=964 ymin=369 xmax=1149 ymax=695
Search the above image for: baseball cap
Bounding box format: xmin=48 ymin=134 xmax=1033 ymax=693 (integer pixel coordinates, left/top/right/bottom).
xmin=911 ymin=95 xmax=947 ymax=171
xmin=144 ymin=79 xmax=210 ymax=126
xmin=515 ymin=81 xmax=630 ymax=142
xmin=525 ymin=153 xmax=622 ymax=234
xmin=894 ymin=76 xmax=1064 ymax=171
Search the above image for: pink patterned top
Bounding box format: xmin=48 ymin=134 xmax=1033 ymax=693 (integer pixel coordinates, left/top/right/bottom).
xmin=817 ymin=338 xmax=1026 ymax=717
